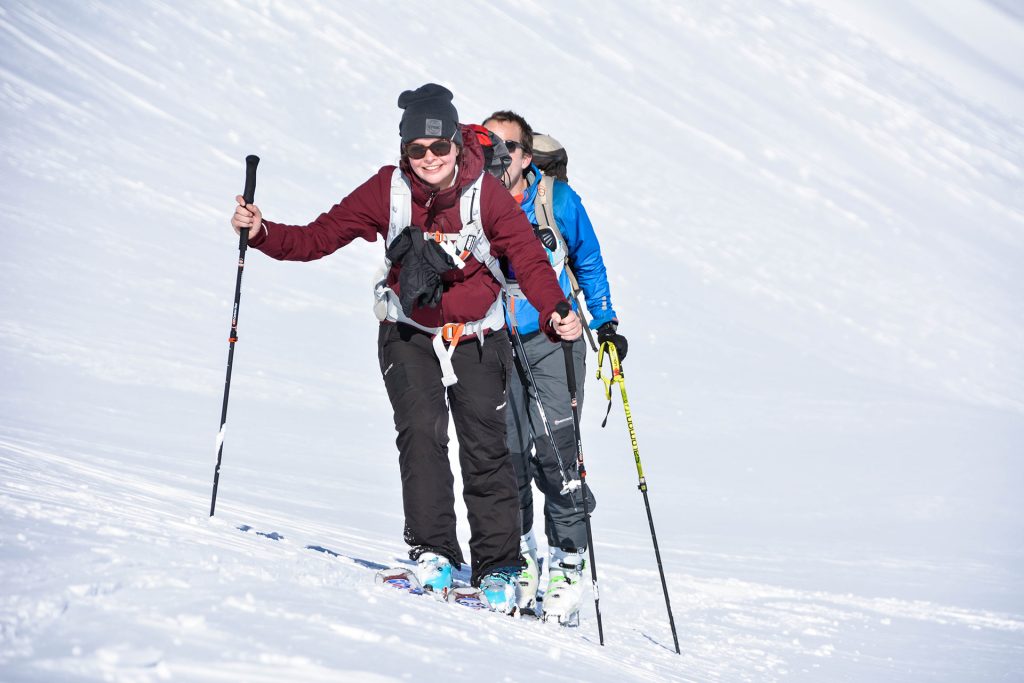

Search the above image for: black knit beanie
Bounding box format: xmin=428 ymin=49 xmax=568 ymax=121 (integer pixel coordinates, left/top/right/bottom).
xmin=397 ymin=83 xmax=463 ymax=145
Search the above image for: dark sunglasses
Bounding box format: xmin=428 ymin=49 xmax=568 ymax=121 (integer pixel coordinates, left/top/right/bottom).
xmin=404 ymin=138 xmax=454 ymax=160
xmin=504 ymin=140 xmax=525 ymax=154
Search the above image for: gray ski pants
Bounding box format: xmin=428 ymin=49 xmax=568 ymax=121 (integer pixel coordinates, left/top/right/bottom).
xmin=506 ymin=331 xmax=596 ymax=552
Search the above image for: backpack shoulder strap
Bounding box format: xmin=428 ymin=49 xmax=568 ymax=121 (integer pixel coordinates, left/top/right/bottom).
xmin=534 ymin=173 xmax=569 ymax=262
xmin=459 ymin=173 xmax=507 ymax=286
xmin=535 ymin=174 xmax=569 ymax=252
xmin=385 ymin=168 xmax=505 ymax=290
xmin=459 ymin=171 xmax=484 ymax=231
xmin=388 ymin=167 xmax=412 ymax=250
xmin=534 ymin=174 xmax=558 ymax=233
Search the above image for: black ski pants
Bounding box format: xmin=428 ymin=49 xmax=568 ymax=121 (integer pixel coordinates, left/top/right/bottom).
xmin=378 ymin=322 xmax=523 ymax=585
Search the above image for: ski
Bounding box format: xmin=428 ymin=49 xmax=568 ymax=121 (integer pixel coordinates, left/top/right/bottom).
xmin=372 ymin=566 xmax=492 ymax=611
xmin=236 ymin=524 xmax=388 ymax=572
xmin=446 ymin=586 xmax=488 ymax=610
xmin=374 ymin=567 xmax=425 ymax=594
xmin=236 ymin=525 xmax=564 ymax=619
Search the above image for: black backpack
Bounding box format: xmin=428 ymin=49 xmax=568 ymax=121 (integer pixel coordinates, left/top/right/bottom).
xmin=467 ymin=123 xmax=513 ymax=182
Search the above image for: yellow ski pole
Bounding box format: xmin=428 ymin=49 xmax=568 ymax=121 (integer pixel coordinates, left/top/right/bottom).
xmin=597 ymin=342 xmax=680 ymax=654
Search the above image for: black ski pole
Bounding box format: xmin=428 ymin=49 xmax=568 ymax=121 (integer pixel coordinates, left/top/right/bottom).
xmin=210 ymin=154 xmax=259 ymax=517
xmin=505 ymin=293 xmax=580 ymax=509
xmin=565 ymin=266 xmax=598 ymax=353
xmin=597 ymin=342 xmax=681 ymax=654
xmin=556 ymin=301 xmax=604 ymax=646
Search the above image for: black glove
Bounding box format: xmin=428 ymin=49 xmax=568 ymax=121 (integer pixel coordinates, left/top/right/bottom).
xmin=385 ymin=227 xmax=456 ymax=316
xmin=597 ymin=321 xmax=628 ymax=362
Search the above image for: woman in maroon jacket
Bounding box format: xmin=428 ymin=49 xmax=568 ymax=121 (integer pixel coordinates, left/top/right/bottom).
xmin=231 ymin=83 xmax=580 ymax=613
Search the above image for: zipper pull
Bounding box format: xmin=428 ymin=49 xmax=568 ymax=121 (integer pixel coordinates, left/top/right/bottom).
xmin=425 ymin=191 xmax=438 ymax=209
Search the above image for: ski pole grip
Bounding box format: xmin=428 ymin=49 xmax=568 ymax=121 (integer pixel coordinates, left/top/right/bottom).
xmin=555 ymin=301 xmax=578 ymax=394
xmin=243 ymin=154 xmax=260 ymax=204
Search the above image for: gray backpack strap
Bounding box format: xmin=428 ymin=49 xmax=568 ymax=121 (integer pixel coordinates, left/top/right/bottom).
xmin=534 ymin=173 xmax=569 ymax=258
xmin=535 ymin=173 xmax=556 ymax=230
xmin=536 ymin=173 xmax=595 ymax=347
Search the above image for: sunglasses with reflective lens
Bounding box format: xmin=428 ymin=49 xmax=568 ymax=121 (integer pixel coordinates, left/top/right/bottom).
xmin=504 ymin=140 xmax=524 ymax=154
xmin=405 ymin=138 xmax=454 ymax=160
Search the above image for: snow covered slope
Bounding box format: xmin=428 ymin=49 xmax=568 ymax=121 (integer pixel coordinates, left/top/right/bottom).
xmin=2 ymin=1 xmax=1022 ymax=681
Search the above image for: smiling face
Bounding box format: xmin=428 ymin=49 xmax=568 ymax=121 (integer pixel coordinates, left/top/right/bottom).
xmin=483 ymin=119 xmax=533 ymax=196
xmin=406 ymin=136 xmax=460 ymax=191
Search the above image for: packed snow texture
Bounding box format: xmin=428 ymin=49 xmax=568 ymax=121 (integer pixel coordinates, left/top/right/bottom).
xmin=1 ymin=1 xmax=1022 ymax=681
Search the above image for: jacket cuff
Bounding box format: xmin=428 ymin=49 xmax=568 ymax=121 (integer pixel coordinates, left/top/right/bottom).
xmin=247 ymin=221 xmax=268 ymax=247
xmin=589 ymin=313 xmax=618 ymax=330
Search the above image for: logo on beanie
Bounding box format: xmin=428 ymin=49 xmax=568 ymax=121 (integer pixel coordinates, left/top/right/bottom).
xmin=425 ymin=118 xmax=443 ymax=136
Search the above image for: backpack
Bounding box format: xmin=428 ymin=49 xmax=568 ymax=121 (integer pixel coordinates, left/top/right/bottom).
xmin=529 ymin=133 xmax=569 ymax=248
xmin=531 ymin=133 xmax=568 ymax=183
xmin=467 ymin=123 xmax=513 ymax=185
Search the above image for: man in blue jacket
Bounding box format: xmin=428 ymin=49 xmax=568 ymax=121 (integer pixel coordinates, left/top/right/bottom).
xmin=484 ymin=111 xmax=627 ymax=623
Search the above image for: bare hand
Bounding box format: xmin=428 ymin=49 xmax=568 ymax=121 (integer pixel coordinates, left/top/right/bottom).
xmin=231 ymin=195 xmax=263 ymax=240
xmin=550 ymin=309 xmax=582 ymax=341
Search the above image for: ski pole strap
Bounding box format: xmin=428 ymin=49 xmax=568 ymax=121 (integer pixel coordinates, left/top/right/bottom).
xmin=596 ymin=341 xmax=624 ymax=427
xmin=598 ymin=340 xmax=647 ymax=483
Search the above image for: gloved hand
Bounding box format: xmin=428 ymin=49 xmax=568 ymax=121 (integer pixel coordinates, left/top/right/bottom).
xmin=597 ymin=321 xmax=628 ymax=362
xmin=385 ymin=227 xmax=456 ymax=316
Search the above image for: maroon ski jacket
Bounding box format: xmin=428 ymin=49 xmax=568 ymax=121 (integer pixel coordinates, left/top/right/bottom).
xmin=249 ymin=125 xmax=566 ymax=339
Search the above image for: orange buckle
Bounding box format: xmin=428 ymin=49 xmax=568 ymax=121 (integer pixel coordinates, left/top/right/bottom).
xmin=440 ymin=322 xmax=465 ymax=346
xmin=428 ymin=230 xmax=444 ymax=243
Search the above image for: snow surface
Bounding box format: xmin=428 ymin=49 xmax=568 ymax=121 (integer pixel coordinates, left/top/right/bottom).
xmin=2 ymin=1 xmax=1022 ymax=681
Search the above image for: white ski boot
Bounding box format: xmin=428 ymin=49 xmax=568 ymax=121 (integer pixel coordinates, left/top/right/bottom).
xmin=415 ymin=552 xmax=453 ymax=600
xmin=542 ymin=547 xmax=586 ymax=626
xmin=516 ymin=530 xmax=540 ymax=616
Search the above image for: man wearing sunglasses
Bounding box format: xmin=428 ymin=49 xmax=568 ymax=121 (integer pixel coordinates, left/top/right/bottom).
xmin=484 ymin=110 xmax=625 ymax=625
xmin=230 ymin=83 xmax=581 ymax=614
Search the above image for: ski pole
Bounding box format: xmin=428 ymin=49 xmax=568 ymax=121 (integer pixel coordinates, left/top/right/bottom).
xmin=210 ymin=154 xmax=259 ymax=517
xmin=565 ymin=266 xmax=598 ymax=353
xmin=505 ymin=294 xmax=580 ymax=509
xmin=556 ymin=301 xmax=604 ymax=646
xmin=535 ymin=195 xmax=597 ymax=353
xmin=596 ymin=341 xmax=680 ymax=654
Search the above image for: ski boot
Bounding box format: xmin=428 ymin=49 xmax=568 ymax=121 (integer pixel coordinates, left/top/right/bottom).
xmin=542 ymin=547 xmax=585 ymax=626
xmin=516 ymin=531 xmax=541 ymax=616
xmin=478 ymin=568 xmax=518 ymax=615
xmin=415 ymin=552 xmax=453 ymax=600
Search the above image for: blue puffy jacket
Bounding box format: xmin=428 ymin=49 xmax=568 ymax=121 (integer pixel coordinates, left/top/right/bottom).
xmin=505 ymin=165 xmax=618 ymax=335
